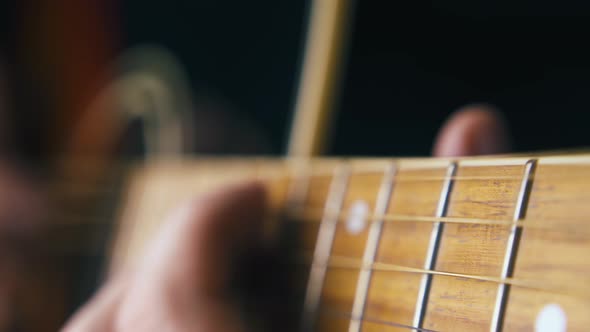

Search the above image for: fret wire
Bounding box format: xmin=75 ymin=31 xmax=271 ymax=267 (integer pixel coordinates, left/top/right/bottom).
xmin=490 ymin=159 xmax=537 ymax=332
xmin=322 ymin=307 xmax=437 ymax=332
xmin=412 ymin=162 xmax=457 ymax=329
xmin=348 ymin=163 xmax=397 ymax=332
xmin=300 ymin=164 xmax=350 ymax=332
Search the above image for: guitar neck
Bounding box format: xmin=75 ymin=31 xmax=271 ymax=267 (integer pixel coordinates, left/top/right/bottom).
xmin=111 ymin=153 xmax=590 ymax=331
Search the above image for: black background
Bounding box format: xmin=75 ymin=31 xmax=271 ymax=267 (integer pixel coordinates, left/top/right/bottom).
xmin=3 ymin=0 xmax=590 ymax=157
xmin=121 ymin=0 xmax=590 ymax=156
xmin=335 ymin=1 xmax=590 ymax=155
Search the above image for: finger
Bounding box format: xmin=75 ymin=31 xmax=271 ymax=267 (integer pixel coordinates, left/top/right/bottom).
xmin=116 ymin=182 xmax=267 ymax=331
xmin=433 ymin=105 xmax=511 ymax=157
xmin=61 ymin=277 xmax=127 ymax=332
xmin=140 ymin=181 xmax=267 ymax=295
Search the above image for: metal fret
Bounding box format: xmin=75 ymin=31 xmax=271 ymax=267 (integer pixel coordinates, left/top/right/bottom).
xmin=490 ymin=159 xmax=537 ymax=332
xmin=412 ymin=162 xmax=458 ymax=329
xmin=348 ymin=163 xmax=397 ymax=332
xmin=300 ymin=164 xmax=350 ymax=331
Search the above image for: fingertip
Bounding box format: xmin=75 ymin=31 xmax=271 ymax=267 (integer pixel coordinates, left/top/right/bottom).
xmin=196 ymin=180 xmax=268 ymax=227
xmin=223 ymin=180 xmax=268 ymax=211
xmin=433 ymin=104 xmax=511 ymax=157
xmin=159 ymin=180 xmax=269 ymax=257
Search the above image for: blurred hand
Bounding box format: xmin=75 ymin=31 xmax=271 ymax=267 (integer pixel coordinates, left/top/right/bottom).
xmin=0 ymin=61 xmax=57 ymax=332
xmin=0 ymin=165 xmax=49 ymax=332
xmin=62 ymin=106 xmax=510 ymax=331
xmin=63 ymin=182 xmax=266 ymax=332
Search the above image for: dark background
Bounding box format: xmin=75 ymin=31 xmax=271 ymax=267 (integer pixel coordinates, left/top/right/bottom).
xmin=122 ymin=0 xmax=590 ymax=156
xmin=3 ymin=0 xmax=590 ymax=157
xmin=336 ymin=1 xmax=590 ymax=155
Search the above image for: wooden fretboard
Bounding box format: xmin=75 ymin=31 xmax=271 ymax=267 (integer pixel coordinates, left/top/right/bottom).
xmin=111 ymin=154 xmax=590 ymax=331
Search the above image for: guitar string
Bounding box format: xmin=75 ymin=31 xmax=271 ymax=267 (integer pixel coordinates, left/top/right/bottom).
xmin=43 ymin=168 xmax=590 ymax=260
xmin=49 ymin=167 xmax=589 ymax=225
xmin=44 ymin=213 xmax=590 ymax=311
xmin=44 ymin=164 xmax=588 ymax=329
xmin=284 ymin=208 xmax=590 ymax=233
xmin=50 ymin=208 xmax=590 ymax=237
xmin=47 ymin=164 xmax=590 ymax=230
xmin=44 ymin=225 xmax=590 ymax=302
xmin=219 ymin=299 xmax=437 ymax=332
xmin=43 ymin=236 xmax=583 ymax=330
xmin=319 ymin=307 xmax=438 ymax=331
xmin=50 ymin=174 xmax=528 ymax=186
xmin=44 ymin=203 xmax=590 ymax=265
xmin=47 ymin=154 xmax=590 ymax=190
xmin=48 ymin=172 xmax=590 ymax=190
xmin=292 ymin=253 xmax=590 ymax=300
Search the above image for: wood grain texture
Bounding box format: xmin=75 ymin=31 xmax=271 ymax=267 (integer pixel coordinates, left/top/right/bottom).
xmin=331 ymin=171 xmax=383 ymax=259
xmin=363 ymin=168 xmax=446 ymax=329
xmin=504 ymin=164 xmax=590 ymax=331
xmin=318 ymin=169 xmax=385 ymax=329
xmin=423 ymin=165 xmax=523 ymax=331
xmin=110 ymin=155 xmax=590 ymax=331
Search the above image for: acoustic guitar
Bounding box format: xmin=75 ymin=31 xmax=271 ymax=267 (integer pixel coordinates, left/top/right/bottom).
xmin=11 ymin=1 xmax=590 ymax=331
xmin=66 ymin=3 xmax=590 ymax=330
xmin=105 ymin=154 xmax=590 ymax=331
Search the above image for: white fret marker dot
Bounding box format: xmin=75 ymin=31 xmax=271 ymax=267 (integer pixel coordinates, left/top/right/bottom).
xmin=535 ymin=303 xmax=567 ymax=332
xmin=346 ymin=200 xmax=369 ymax=235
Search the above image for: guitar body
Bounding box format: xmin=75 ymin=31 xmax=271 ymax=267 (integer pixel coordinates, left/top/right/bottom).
xmin=111 ymin=154 xmax=590 ymax=331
